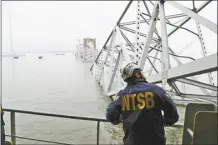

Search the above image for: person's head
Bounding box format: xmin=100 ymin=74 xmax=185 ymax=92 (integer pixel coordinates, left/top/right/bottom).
xmin=120 ymin=62 xmax=145 ymax=83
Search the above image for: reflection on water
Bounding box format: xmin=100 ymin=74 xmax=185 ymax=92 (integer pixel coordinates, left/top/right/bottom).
xmin=2 ymin=53 xmax=185 ymax=144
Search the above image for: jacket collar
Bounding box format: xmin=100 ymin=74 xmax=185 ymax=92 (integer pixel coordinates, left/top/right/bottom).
xmin=127 ymin=78 xmax=147 ymax=86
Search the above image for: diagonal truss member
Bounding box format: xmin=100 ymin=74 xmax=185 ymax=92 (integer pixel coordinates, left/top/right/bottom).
xmin=90 ymin=0 xmax=217 ymax=103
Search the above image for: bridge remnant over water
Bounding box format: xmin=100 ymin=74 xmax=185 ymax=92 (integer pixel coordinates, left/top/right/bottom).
xmin=90 ymin=0 xmax=217 ymax=105
xmin=75 ymin=38 xmax=98 ymax=63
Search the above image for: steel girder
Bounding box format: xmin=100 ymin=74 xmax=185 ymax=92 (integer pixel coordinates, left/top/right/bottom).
xmin=139 ymin=2 xmax=159 ymax=69
xmin=91 ymin=1 xmax=217 ymax=103
xmin=167 ymin=1 xmax=217 ymax=34
xmin=175 ymin=78 xmax=217 ymax=91
xmin=146 ymin=53 xmax=217 ymax=83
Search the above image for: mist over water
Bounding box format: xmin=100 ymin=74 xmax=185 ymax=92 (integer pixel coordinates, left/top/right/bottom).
xmin=2 ymin=53 xmax=111 ymax=144
xmin=2 ymin=53 xmax=185 ymax=144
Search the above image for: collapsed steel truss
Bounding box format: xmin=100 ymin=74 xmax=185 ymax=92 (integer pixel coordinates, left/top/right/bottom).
xmin=90 ymin=0 xmax=217 ymax=105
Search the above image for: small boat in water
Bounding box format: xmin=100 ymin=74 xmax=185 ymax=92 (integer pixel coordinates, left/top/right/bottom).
xmin=13 ymin=56 xmax=19 ymax=59
xmin=38 ymin=56 xmax=43 ymax=59
xmin=56 ymin=53 xmax=65 ymax=55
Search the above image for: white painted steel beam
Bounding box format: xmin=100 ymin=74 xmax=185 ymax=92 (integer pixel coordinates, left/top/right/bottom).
xmin=167 ymin=1 xmax=217 ymax=34
xmin=169 ymin=47 xmax=211 ymax=96
xmin=119 ymin=26 xmax=159 ymax=42
xmin=167 ymin=0 xmax=212 ymax=37
xmin=168 ymin=80 xmax=181 ymax=95
xmin=105 ymin=41 xmax=157 ymax=50
xmin=181 ymin=93 xmax=217 ymax=101
xmin=159 ymin=1 xmax=170 ymax=87
xmin=139 ymin=2 xmax=159 ymax=69
xmin=195 ymin=21 xmax=215 ymax=86
xmin=148 ymin=46 xmax=159 ymax=76
xmin=107 ymin=51 xmax=121 ymax=92
xmin=135 ymin=1 xmax=141 ymax=63
xmin=116 ymin=26 xmax=131 ymax=62
xmin=175 ymin=78 xmax=217 ymax=91
xmin=94 ymin=0 xmax=215 ymax=101
xmin=120 ymin=13 xmax=187 ymax=26
xmin=90 ymin=1 xmax=133 ymax=72
xmin=98 ymin=29 xmax=116 ymax=82
xmin=147 ymin=53 xmax=218 ymax=83
xmin=110 ymin=30 xmax=117 ymax=71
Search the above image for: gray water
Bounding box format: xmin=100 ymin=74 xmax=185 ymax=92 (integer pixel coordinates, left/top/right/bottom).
xmin=2 ymin=53 xmax=184 ymax=144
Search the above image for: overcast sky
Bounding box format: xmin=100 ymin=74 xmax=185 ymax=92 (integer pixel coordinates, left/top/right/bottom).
xmin=2 ymin=1 xmax=128 ymax=53
xmin=2 ymin=1 xmax=217 ymax=54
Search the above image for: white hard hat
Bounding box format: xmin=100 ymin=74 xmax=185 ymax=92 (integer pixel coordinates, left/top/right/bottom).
xmin=120 ymin=61 xmax=140 ymax=81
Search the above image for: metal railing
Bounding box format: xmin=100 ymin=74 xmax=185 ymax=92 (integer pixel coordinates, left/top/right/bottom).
xmin=3 ymin=108 xmax=183 ymax=145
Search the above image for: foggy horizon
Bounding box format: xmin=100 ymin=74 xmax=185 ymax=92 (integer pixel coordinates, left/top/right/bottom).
xmin=2 ymin=1 xmax=217 ymax=54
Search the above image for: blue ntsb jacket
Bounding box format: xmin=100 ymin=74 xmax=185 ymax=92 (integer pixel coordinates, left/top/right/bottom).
xmin=106 ymin=78 xmax=179 ymax=145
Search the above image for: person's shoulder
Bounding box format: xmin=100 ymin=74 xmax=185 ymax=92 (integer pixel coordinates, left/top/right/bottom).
xmin=148 ymin=83 xmax=162 ymax=89
xmin=117 ymin=89 xmax=124 ymax=95
xmin=112 ymin=89 xmax=125 ymax=100
xmin=142 ymin=82 xmax=160 ymax=89
xmin=145 ymin=83 xmax=166 ymax=93
xmin=117 ymin=88 xmax=129 ymax=97
xmin=117 ymin=86 xmax=133 ymax=97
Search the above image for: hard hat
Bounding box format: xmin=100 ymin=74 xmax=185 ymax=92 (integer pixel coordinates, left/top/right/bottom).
xmin=120 ymin=61 xmax=141 ymax=81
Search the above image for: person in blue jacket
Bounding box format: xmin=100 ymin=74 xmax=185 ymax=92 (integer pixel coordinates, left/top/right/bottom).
xmin=106 ymin=62 xmax=179 ymax=145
